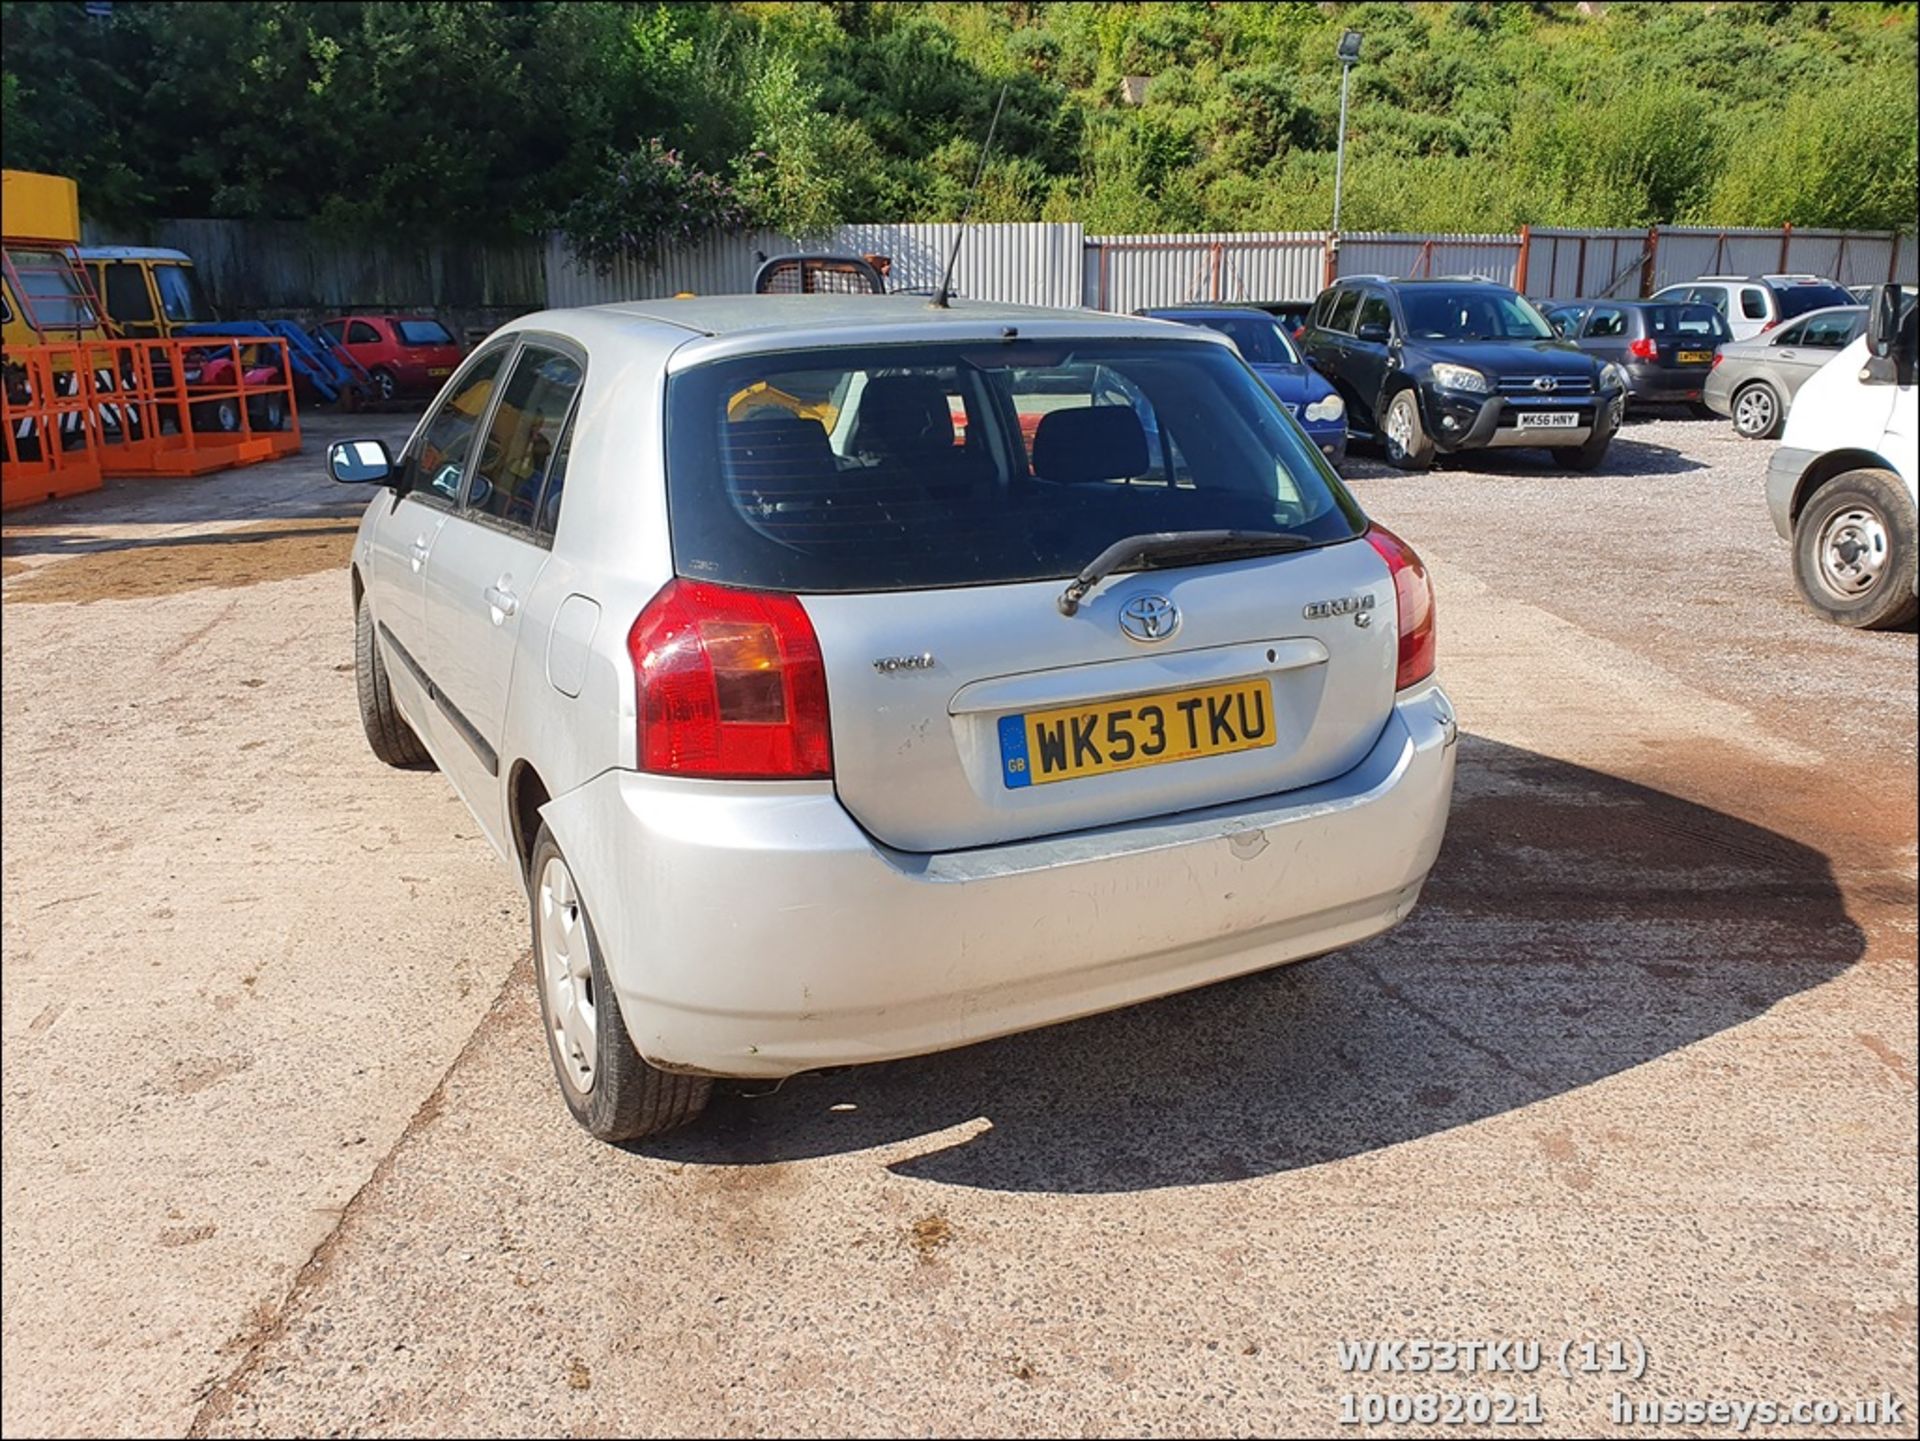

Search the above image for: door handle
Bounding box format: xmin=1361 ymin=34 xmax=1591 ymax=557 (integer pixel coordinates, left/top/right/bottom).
xmin=483 ymin=581 xmax=519 ymax=622
xmin=409 ymin=534 xmax=432 ymax=572
xmin=1778 ymin=349 xmax=1796 ymax=359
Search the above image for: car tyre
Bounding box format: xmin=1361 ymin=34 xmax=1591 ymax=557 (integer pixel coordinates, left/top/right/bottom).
xmin=1791 ymin=469 xmax=1919 ymax=630
xmin=371 ymin=367 xmax=398 ymax=404
xmin=354 ymin=593 xmax=434 ymax=768
xmin=1551 ymin=423 xmax=1615 ymax=472
xmin=528 ymin=825 xmax=712 ymax=1143
xmin=1380 ymin=388 xmax=1435 ymax=471
xmin=1731 ymin=381 xmax=1782 ymax=440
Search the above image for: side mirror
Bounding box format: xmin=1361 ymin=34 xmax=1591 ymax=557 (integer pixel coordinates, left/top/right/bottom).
xmin=1867 ymin=284 xmax=1900 ymax=359
xmin=1355 ymin=321 xmax=1391 ymax=344
xmin=328 ymin=438 xmax=395 ymax=485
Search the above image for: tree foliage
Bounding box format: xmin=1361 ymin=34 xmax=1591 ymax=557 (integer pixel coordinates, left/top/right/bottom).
xmin=2 ymin=0 xmax=1913 ymax=244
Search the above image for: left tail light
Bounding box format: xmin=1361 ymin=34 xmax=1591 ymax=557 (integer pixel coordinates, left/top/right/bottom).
xmin=1365 ymin=524 xmax=1437 ymax=691
xmin=1628 ymin=337 xmax=1657 ymax=360
xmin=627 ymin=579 xmax=833 ymax=779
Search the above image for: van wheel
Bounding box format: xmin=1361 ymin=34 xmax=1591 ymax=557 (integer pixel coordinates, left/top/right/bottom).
xmin=1732 ymin=381 xmax=1782 ymax=440
xmin=1792 ymin=469 xmax=1919 ymax=630
xmin=528 ymin=825 xmax=712 ymax=1143
xmin=1380 ymin=389 xmax=1434 ymax=471
xmin=354 ymin=594 xmax=433 ymax=768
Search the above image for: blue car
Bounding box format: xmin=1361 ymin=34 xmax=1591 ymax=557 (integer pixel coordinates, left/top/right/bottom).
xmin=1138 ymin=304 xmax=1349 ymax=465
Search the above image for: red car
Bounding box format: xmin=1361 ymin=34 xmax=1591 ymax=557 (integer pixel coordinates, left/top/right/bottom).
xmin=315 ymin=314 xmax=465 ymax=402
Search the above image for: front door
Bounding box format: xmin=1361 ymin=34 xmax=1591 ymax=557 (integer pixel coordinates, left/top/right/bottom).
xmin=418 ymin=339 xmax=585 ymax=849
xmin=365 ymin=343 xmax=513 ymax=762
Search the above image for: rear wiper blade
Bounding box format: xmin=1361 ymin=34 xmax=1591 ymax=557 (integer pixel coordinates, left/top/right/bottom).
xmin=1057 ymin=530 xmax=1313 ymax=616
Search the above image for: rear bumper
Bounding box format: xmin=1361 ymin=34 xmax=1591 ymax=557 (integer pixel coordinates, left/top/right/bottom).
xmin=1622 ymin=364 xmax=1709 ymax=402
xmin=541 ymin=683 xmax=1458 ymax=1078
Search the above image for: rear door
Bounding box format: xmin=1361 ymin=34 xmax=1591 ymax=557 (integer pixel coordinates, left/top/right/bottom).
xmin=1346 ymin=289 xmax=1396 ymax=421
xmin=666 ymin=337 xmax=1403 ymax=854
xmin=418 ymin=338 xmax=584 ymax=844
xmin=1579 ymin=305 xmax=1631 ymax=368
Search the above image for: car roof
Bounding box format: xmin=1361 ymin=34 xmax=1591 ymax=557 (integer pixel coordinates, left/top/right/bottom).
xmin=74 ymin=246 xmax=193 ymax=262
xmin=495 ymin=295 xmax=1225 ymax=367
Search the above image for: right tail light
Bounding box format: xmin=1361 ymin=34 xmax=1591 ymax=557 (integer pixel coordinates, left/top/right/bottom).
xmin=1365 ymin=524 xmax=1437 ymax=691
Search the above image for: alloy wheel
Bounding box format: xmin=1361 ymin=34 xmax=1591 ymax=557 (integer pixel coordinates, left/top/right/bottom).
xmin=538 ymin=855 xmax=596 ymax=1093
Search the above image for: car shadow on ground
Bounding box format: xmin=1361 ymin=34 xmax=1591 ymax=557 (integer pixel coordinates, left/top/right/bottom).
xmin=1340 ymin=434 xmax=1710 ymax=480
xmin=643 ymin=734 xmax=1864 ymax=1193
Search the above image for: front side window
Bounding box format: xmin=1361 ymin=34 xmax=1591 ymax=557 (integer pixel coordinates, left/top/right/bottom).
xmin=102 ymin=263 xmax=155 ymax=324
xmin=1399 ymin=286 xmax=1554 ymax=341
xmin=2 ymin=247 xmax=98 ymax=330
xmin=1353 ymin=293 xmax=1393 ymax=337
xmin=1549 ymin=308 xmax=1585 ymax=338
xmin=664 ymin=339 xmax=1365 ymax=593
xmin=1325 ymin=289 xmax=1361 ymax=333
xmin=466 ymin=344 xmax=583 ymax=530
xmin=1740 ymin=288 xmax=1770 ymax=320
xmin=319 ymin=320 xmax=346 ymax=342
xmin=1800 ymin=311 xmax=1861 ymax=349
xmin=1695 ymin=287 xmax=1731 ymax=318
xmin=402 ymin=346 xmax=509 ymax=504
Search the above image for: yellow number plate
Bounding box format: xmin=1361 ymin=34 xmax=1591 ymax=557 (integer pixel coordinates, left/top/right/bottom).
xmin=1677 ymin=350 xmax=1712 ymax=365
xmin=427 ymin=366 xmax=452 ymax=377
xmin=999 ymin=679 xmax=1275 ymax=788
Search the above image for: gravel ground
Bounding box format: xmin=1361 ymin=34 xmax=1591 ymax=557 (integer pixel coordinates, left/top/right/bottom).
xmin=2 ymin=405 xmax=1914 ymax=1437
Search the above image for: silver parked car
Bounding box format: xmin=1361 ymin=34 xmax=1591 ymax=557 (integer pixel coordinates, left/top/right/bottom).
xmin=329 ymin=296 xmax=1458 ymax=1143
xmin=1704 ymin=305 xmax=1866 ymax=439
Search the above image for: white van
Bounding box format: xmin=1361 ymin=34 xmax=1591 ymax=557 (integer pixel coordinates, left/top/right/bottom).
xmin=1765 ymin=284 xmax=1917 ymax=629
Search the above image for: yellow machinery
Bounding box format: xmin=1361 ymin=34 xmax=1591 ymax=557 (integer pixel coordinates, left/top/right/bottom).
xmin=2 ymin=170 xmax=111 ymax=352
xmin=78 ymin=246 xmax=216 ymax=339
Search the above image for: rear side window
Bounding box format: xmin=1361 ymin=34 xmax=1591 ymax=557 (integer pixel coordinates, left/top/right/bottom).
xmin=1584 ymin=307 xmax=1627 ymax=338
xmin=1740 ymin=288 xmax=1770 ymax=320
xmin=1548 ymin=308 xmax=1584 ymax=338
xmin=1325 ymin=289 xmax=1361 ymax=332
xmin=664 ymin=340 xmax=1365 ymax=593
xmin=465 ymin=344 xmax=583 ymax=530
xmin=398 ymin=319 xmax=454 ymax=346
xmin=348 ymin=320 xmax=381 ymax=344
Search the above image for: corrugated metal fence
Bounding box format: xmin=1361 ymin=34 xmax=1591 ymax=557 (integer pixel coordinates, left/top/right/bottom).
xmin=545 ymin=222 xmax=1082 ymax=309
xmin=81 ymin=217 xmax=1915 ymax=323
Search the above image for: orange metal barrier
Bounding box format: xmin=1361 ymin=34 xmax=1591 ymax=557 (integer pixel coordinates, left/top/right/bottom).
xmin=2 ymin=337 xmax=301 ymax=509
xmin=2 ymin=343 xmax=105 ymax=510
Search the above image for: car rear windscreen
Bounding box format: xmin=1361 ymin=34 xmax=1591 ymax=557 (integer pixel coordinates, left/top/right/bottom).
xmin=1646 ymin=305 xmax=1729 ymax=340
xmin=397 ymin=320 xmax=454 ymax=345
xmin=664 ymin=339 xmax=1366 ymax=593
xmin=1772 ymin=283 xmax=1855 ymax=320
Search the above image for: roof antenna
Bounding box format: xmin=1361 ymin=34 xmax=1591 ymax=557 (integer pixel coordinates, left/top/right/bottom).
xmin=929 ymin=82 xmax=1009 ymax=309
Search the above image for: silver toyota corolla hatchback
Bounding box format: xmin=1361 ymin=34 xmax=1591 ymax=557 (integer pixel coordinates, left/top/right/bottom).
xmin=329 ymin=296 xmax=1457 ymax=1143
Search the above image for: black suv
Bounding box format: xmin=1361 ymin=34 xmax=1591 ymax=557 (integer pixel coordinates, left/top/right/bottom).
xmin=1299 ymin=277 xmax=1626 ymax=471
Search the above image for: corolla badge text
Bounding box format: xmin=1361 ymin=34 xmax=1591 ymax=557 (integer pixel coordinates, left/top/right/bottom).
xmin=873 ymin=652 xmax=936 ymax=674
xmin=1303 ymin=594 xmax=1377 ymax=620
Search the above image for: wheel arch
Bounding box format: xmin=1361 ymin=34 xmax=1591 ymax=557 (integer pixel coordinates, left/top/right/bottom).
xmin=1790 ymin=450 xmax=1903 ymax=526
xmin=507 ymin=759 xmax=553 ymax=887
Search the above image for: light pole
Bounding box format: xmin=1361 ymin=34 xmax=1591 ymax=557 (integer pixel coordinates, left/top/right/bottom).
xmin=1331 ymin=29 xmax=1363 ymax=236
